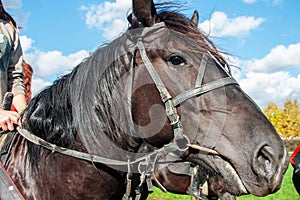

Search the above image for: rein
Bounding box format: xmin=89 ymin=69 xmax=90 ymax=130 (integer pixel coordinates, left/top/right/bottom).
xmin=16 ymin=22 xmax=238 ymax=199
xmin=17 ymin=127 xmax=216 ymax=199
xmin=17 ymin=127 xmax=181 ymax=166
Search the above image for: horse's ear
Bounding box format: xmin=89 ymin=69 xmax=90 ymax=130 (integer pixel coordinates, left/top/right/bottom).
xmin=131 ymin=0 xmax=158 ymax=28
xmin=191 ymin=10 xmax=199 ymax=27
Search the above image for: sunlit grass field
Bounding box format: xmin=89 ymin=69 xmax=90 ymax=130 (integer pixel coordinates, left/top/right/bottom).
xmin=147 ymin=164 xmax=299 ymax=200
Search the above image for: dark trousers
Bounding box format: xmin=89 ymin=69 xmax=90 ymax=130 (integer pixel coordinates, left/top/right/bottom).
xmin=292 ymin=171 xmax=300 ymax=195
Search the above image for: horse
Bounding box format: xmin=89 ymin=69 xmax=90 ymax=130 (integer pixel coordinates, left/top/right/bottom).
xmin=3 ymin=0 xmax=289 ymax=199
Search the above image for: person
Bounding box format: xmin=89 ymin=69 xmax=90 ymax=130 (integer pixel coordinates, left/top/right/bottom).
xmin=290 ymin=144 xmax=300 ymax=195
xmin=0 ymin=0 xmax=26 ymax=132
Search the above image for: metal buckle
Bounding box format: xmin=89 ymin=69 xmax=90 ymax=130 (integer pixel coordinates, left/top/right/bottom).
xmin=175 ymin=134 xmax=190 ymax=152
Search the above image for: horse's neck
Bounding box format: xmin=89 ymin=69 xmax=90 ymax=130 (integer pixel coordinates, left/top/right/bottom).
xmin=6 ymin=135 xmax=129 ymax=200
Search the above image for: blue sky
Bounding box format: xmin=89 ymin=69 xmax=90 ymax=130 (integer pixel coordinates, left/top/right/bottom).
xmin=3 ymin=0 xmax=300 ymax=108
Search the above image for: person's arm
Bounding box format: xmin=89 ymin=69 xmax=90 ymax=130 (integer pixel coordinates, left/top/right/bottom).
xmin=7 ymin=25 xmax=26 ymax=113
xmin=0 ymin=23 xmax=26 ymax=131
xmin=12 ymin=93 xmax=26 ymax=113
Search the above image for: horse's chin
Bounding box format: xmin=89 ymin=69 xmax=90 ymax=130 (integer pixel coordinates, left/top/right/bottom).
xmin=212 ymin=155 xmax=248 ymax=195
xmin=187 ymin=155 xmax=248 ymax=196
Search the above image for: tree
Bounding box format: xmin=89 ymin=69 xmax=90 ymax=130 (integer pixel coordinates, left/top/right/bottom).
xmin=264 ymin=99 xmax=300 ymax=138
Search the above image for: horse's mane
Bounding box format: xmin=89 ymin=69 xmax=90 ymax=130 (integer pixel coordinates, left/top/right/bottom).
xmin=21 ymin=7 xmax=226 ymax=169
xmin=157 ymin=11 xmax=228 ymax=67
xmin=23 ymin=35 xmax=138 ymax=167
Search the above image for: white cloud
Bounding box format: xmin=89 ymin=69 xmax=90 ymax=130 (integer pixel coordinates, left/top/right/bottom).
xmin=199 ymin=11 xmax=265 ymax=37
xmin=31 ymin=78 xmax=52 ymax=97
xmin=2 ymin=0 xmax=29 ymax=28
xmin=227 ymin=42 xmax=300 ymax=108
xmin=245 ymin=43 xmax=300 ymax=73
xmin=243 ymin=0 xmax=282 ymax=5
xmin=2 ymin=0 xmax=22 ymax=9
xmin=24 ymin=49 xmax=89 ymax=79
xmin=20 ymin=36 xmax=90 ymax=95
xmin=243 ymin=0 xmax=257 ymax=4
xmin=20 ymin=35 xmax=34 ymax=53
xmin=25 ymin=49 xmax=90 ymax=95
xmin=238 ymin=71 xmax=300 ymax=108
xmin=263 ymin=0 xmax=283 ymax=6
xmin=80 ymin=0 xmax=131 ymax=40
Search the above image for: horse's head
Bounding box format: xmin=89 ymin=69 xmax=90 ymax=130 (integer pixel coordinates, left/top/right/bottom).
xmin=128 ymin=0 xmax=289 ymax=197
xmin=14 ymin=1 xmax=288 ymax=199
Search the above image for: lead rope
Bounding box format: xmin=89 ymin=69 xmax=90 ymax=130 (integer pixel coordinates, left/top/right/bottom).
xmin=151 ymin=153 xmax=168 ymax=193
xmin=122 ymin=159 xmax=132 ymax=200
xmin=134 ymin=172 xmax=145 ymax=200
xmin=134 ymin=155 xmax=155 ymax=200
xmin=189 ymin=166 xmax=197 ymax=200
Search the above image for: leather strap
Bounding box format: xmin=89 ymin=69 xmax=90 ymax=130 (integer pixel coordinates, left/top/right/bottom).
xmin=0 ymin=161 xmax=25 ymax=200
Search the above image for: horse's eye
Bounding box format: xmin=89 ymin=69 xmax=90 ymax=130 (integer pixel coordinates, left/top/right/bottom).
xmin=169 ymin=55 xmax=186 ymax=67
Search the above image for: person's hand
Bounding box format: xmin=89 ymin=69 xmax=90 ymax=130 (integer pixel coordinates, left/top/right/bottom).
xmin=0 ymin=108 xmax=19 ymax=131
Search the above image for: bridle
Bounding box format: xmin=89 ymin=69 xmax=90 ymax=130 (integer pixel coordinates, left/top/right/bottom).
xmin=134 ymin=22 xmax=238 ymax=151
xmin=17 ymin=22 xmax=239 ymax=199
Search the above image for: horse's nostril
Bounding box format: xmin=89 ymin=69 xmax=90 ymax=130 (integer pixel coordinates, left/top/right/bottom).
xmin=253 ymin=145 xmax=276 ymax=178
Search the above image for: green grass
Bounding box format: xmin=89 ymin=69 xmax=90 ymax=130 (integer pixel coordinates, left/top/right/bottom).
xmin=147 ymin=164 xmax=299 ymax=199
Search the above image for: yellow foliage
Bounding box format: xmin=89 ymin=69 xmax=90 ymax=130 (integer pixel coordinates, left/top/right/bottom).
xmin=264 ymin=99 xmax=300 ymax=138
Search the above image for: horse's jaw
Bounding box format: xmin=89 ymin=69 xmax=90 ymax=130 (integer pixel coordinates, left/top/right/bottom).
xmin=187 ymin=155 xmax=248 ymax=196
xmin=210 ymin=156 xmax=248 ymax=195
xmin=187 ymin=145 xmax=289 ymax=197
